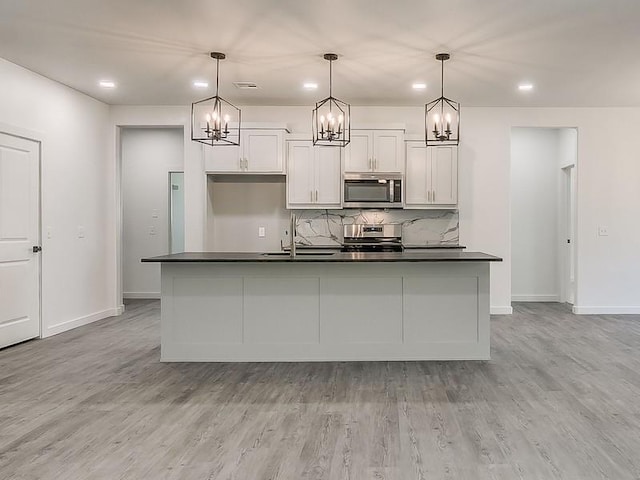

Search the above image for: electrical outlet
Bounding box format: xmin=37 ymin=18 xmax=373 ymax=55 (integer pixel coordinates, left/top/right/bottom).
xmin=152 ymin=209 xmax=159 ymax=219
xmin=77 ymin=226 xmax=85 ymax=238
xmin=258 ymin=226 xmax=266 ymax=238
xmin=149 ymin=226 xmax=157 ymax=236
xmin=598 ymin=226 xmax=609 ymax=236
xmin=47 ymin=227 xmax=53 ymax=239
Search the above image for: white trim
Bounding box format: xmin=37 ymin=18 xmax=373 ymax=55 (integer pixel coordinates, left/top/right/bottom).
xmin=44 ymin=307 xmax=121 ymax=337
xmin=491 ymin=306 xmax=513 ymax=315
xmin=124 ymin=292 xmax=161 ymax=299
xmin=572 ymin=306 xmax=640 ymax=315
xmin=511 ymin=294 xmax=560 ymax=302
xmin=116 ymin=304 xmax=125 ymax=315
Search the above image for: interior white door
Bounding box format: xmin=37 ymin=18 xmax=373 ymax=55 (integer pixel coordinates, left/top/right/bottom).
xmin=0 ymin=133 xmax=40 ymax=349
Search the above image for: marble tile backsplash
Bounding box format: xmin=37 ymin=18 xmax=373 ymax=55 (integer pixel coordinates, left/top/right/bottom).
xmin=293 ymin=209 xmax=459 ymax=246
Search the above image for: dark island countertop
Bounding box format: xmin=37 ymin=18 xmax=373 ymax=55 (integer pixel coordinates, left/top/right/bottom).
xmin=142 ymin=251 xmax=502 ymax=263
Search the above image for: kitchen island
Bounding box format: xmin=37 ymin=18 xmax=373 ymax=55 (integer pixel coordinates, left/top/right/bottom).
xmin=142 ymin=251 xmax=502 ymax=362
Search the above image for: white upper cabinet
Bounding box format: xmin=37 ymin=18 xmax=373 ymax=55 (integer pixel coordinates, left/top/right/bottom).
xmin=345 ymin=132 xmax=372 ymax=172
xmin=430 ymin=146 xmax=458 ymax=205
xmin=405 ymin=143 xmax=458 ymax=208
xmin=204 ymin=128 xmax=286 ymax=173
xmin=287 ymin=141 xmax=342 ymax=209
xmin=344 ymin=130 xmax=404 ymax=173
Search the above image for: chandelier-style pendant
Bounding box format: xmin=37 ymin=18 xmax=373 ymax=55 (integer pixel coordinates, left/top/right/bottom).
xmin=425 ymin=53 xmax=460 ymax=146
xmin=312 ymin=53 xmax=350 ymax=147
xmin=191 ymin=52 xmax=241 ymax=146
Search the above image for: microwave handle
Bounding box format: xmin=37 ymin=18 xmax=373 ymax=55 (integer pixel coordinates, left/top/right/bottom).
xmin=390 ymin=180 xmax=394 ymax=201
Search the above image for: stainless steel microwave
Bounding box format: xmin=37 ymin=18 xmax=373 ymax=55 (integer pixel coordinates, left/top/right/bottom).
xmin=343 ymin=174 xmax=403 ymax=208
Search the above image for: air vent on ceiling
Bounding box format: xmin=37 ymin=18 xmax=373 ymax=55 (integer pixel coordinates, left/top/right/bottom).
xmin=233 ymin=82 xmax=259 ymax=90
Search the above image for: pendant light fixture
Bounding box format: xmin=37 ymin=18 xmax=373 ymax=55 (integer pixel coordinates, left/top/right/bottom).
xmin=191 ymin=52 xmax=241 ymax=146
xmin=312 ymin=53 xmax=350 ymax=147
xmin=425 ymin=53 xmax=460 ymax=146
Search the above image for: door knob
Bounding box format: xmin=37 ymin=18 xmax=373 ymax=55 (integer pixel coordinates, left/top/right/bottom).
xmin=32 ymin=246 xmax=42 ymax=253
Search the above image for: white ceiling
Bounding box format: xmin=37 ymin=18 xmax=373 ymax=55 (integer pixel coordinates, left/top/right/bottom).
xmin=1 ymin=0 xmax=639 ymax=107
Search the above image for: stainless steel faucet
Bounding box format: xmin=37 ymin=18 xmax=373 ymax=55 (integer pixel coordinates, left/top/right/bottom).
xmin=290 ymin=213 xmax=296 ymax=258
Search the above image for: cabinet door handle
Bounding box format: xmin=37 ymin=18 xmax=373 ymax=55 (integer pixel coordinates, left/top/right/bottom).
xmin=428 ymin=190 xmax=432 ymax=203
xmin=244 ymin=158 xmax=248 ymax=170
xmin=315 ymin=190 xmax=319 ymax=202
xmin=368 ymin=158 xmax=372 ymax=170
xmin=310 ymin=190 xmax=313 ymax=202
xmin=432 ymin=190 xmax=436 ymax=202
xmin=374 ymin=158 xmax=377 ymax=170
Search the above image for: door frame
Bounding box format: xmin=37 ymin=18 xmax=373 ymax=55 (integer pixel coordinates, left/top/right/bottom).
xmin=0 ymin=122 xmax=43 ymax=339
xmin=509 ymin=126 xmax=579 ymax=306
xmin=115 ymin=125 xmax=186 ymax=308
xmin=168 ymin=171 xmax=185 ymax=254
xmin=559 ymin=164 xmax=577 ymax=304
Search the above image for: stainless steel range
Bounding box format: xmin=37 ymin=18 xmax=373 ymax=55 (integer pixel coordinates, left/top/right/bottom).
xmin=341 ymin=224 xmax=403 ymax=252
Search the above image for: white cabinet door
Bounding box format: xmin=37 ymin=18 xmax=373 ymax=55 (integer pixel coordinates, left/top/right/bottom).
xmin=405 ymin=143 xmax=429 ymax=206
xmin=315 ymin=146 xmax=342 ymax=207
xmin=344 ymin=132 xmax=372 ymax=172
xmin=430 ymin=146 xmax=458 ymax=205
xmin=203 ymin=129 xmax=284 ymax=173
xmin=203 ymin=144 xmax=241 ymax=172
xmin=373 ymin=131 xmax=404 ymax=173
xmin=287 ymin=142 xmax=315 ymax=206
xmin=245 ymin=131 xmax=282 ymax=172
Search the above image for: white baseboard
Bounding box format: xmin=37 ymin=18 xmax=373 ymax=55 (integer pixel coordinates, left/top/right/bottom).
xmin=491 ymin=306 xmax=513 ymax=315
xmin=116 ymin=304 xmax=125 ymax=315
xmin=44 ymin=307 xmax=121 ymax=338
xmin=512 ymin=294 xmax=560 ymax=302
xmin=572 ymin=306 xmax=640 ymax=315
xmin=124 ymin=292 xmax=160 ymax=299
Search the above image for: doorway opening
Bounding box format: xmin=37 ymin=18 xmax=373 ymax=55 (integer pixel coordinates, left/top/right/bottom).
xmin=510 ymin=127 xmax=578 ymax=305
xmin=120 ymin=127 xmax=184 ymax=300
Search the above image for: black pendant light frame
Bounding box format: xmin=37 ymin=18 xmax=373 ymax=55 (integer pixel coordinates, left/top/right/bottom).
xmin=191 ymin=52 xmax=241 ymax=147
xmin=312 ymin=53 xmax=350 ymax=147
xmin=425 ymin=53 xmax=460 ymax=146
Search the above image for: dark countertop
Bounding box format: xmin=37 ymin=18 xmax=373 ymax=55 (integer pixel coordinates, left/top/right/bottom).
xmin=142 ymin=251 xmax=502 ymax=263
xmin=402 ymin=245 xmax=466 ymax=249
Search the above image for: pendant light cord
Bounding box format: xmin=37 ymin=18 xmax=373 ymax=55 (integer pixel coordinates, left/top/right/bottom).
xmin=329 ymin=58 xmax=333 ymax=98
xmin=215 ymin=57 xmax=220 ymax=97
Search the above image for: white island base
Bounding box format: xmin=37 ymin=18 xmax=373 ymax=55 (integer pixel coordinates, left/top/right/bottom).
xmin=158 ymin=260 xmax=491 ymax=362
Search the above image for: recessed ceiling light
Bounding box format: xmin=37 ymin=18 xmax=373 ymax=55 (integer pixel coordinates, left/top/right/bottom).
xmin=99 ymin=80 xmax=116 ymax=89
xmin=412 ymin=82 xmax=427 ymax=90
xmin=518 ymin=83 xmax=534 ymax=91
xmin=193 ymin=81 xmax=209 ymax=88
xmin=303 ymin=82 xmax=318 ymax=90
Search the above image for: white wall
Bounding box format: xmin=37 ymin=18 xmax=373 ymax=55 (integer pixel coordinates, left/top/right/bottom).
xmin=121 ymin=128 xmax=183 ymax=298
xmin=206 ymin=177 xmax=289 ymax=252
xmin=0 ymin=58 xmax=115 ymax=336
xmin=110 ymin=104 xmax=640 ymax=314
xmin=511 ymin=128 xmax=561 ymax=301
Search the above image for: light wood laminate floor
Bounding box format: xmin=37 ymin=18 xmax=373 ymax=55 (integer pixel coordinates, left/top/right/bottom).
xmin=1 ymin=301 xmax=639 ymax=480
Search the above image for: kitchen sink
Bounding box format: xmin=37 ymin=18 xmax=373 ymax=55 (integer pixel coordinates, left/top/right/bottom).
xmin=262 ymin=251 xmax=336 ymax=256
